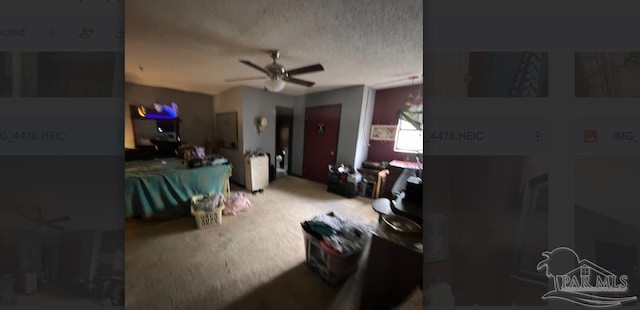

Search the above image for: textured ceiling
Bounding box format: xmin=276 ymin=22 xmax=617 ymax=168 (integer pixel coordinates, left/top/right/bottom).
xmin=125 ymin=0 xmax=423 ymax=96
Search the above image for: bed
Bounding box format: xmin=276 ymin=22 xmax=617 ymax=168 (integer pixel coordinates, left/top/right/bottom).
xmin=125 ymin=158 xmax=232 ymax=219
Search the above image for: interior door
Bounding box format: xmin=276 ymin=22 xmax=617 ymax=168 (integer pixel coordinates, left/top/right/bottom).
xmin=303 ymin=105 xmax=341 ymax=184
xmin=425 ymin=52 xmax=470 ymax=97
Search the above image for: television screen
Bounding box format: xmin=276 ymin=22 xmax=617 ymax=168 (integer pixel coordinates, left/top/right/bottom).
xmin=157 ymin=120 xmax=175 ymax=133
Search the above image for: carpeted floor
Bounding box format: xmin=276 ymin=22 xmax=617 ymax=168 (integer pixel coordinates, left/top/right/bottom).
xmin=125 ymin=176 xmax=381 ymax=310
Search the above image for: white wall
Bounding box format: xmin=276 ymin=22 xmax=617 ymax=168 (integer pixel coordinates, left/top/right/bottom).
xmin=217 ymin=86 xmax=298 ymax=185
xmin=354 ymin=87 xmax=376 ymax=169
xmin=213 ymin=87 xmax=244 ymax=184
xmin=241 ymin=87 xmax=297 ymax=170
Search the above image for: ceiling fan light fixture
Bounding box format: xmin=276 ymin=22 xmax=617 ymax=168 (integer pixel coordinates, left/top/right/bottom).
xmin=265 ymin=78 xmax=285 ymax=92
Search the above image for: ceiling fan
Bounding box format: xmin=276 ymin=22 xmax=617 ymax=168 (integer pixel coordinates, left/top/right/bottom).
xmin=225 ymin=50 xmax=324 ymax=92
xmin=19 ymin=208 xmax=70 ymax=230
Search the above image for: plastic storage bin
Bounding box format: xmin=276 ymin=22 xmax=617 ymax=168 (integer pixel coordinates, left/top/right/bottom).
xmin=303 ymin=229 xmax=363 ymax=285
xmin=190 ymin=194 xmax=225 ymax=229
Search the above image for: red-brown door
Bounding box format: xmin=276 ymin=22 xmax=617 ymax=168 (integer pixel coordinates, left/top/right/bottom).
xmin=303 ymin=105 xmax=341 ymax=184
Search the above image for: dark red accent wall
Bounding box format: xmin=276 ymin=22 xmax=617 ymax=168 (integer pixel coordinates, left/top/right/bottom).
xmin=368 ymin=84 xmax=422 ymax=163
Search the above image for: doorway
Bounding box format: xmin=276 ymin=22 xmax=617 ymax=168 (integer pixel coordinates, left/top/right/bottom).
xmin=303 ymin=104 xmax=341 ymax=184
xmin=275 ymin=106 xmax=294 ymax=178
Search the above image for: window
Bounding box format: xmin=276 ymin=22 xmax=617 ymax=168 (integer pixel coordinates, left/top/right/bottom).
xmin=580 ymin=266 xmax=590 ymax=277
xmin=394 ymin=119 xmax=423 ymax=153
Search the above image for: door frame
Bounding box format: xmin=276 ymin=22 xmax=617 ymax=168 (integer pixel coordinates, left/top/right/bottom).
xmin=302 ymin=104 xmax=342 ymax=183
xmin=275 ymin=106 xmax=294 ymax=174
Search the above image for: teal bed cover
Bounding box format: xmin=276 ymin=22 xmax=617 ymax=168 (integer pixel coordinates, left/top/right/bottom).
xmin=125 ymin=159 xmax=232 ymax=219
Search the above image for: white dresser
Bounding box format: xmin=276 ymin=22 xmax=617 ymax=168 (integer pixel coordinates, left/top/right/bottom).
xmin=244 ymin=155 xmax=269 ymax=193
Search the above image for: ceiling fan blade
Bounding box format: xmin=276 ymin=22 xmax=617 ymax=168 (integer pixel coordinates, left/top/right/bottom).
xmin=46 ymin=216 xmax=70 ymax=224
xmin=286 ymin=64 xmax=324 ymax=76
xmin=283 ymin=77 xmax=315 ymax=88
xmin=239 ymin=60 xmax=268 ymax=74
xmin=46 ymin=224 xmax=65 ymax=230
xmin=225 ymin=76 xmax=268 ymax=83
xmin=19 ymin=213 xmax=37 ymax=223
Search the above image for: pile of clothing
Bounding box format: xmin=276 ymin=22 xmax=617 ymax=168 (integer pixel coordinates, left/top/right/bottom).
xmin=222 ymin=192 xmax=252 ymax=216
xmin=191 ymin=192 xmax=224 ymax=213
xmin=302 ymin=212 xmax=371 ymax=255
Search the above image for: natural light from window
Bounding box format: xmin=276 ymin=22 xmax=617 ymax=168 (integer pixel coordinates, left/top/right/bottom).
xmin=394 ymin=119 xmax=423 ymax=154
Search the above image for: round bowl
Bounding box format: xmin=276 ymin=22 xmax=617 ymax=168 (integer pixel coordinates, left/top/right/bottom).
xmin=381 ymin=214 xmax=422 ymax=234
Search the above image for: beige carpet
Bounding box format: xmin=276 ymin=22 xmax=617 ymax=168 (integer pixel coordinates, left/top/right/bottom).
xmin=125 ymin=176 xmax=381 ymax=310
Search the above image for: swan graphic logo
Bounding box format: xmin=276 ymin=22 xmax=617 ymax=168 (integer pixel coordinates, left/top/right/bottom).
xmin=537 ymin=247 xmax=638 ymax=308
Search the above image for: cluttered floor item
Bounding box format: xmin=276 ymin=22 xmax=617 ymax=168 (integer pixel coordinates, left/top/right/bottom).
xmin=302 ymin=212 xmax=372 ymax=285
xmin=125 ymin=176 xmax=380 ymax=310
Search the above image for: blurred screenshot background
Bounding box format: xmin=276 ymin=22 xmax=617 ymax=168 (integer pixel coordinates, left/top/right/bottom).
xmin=0 ymin=1 xmax=124 ymax=308
xmin=0 ymin=0 xmax=639 ymax=309
xmin=424 ymin=0 xmax=640 ymax=307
